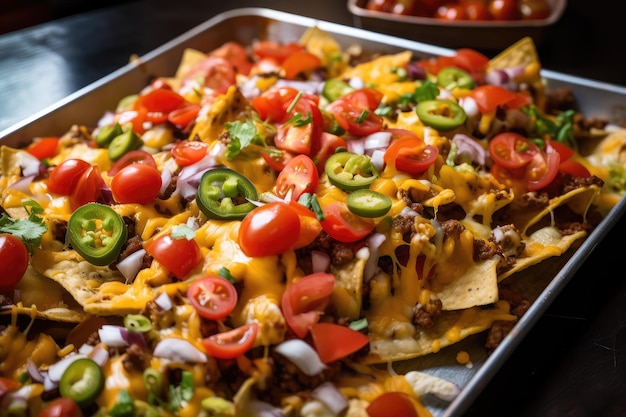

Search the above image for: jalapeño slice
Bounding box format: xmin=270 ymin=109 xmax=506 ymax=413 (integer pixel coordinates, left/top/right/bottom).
xmin=436 ymin=66 xmax=474 ymax=90
xmin=416 ymin=99 xmax=467 ymax=131
xmin=325 ymin=151 xmax=379 ymax=191
xmin=67 ymin=203 xmax=128 ymax=266
xmin=347 ymin=189 xmax=392 ymax=218
xmin=196 ymin=168 xmax=259 ymax=220
xmin=59 ymin=357 xmax=105 ymax=407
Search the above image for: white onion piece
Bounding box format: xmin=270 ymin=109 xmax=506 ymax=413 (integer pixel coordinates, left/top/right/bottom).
xmin=485 ymin=69 xmax=510 ymax=86
xmin=176 ymin=153 xmax=219 ymax=198
xmin=116 ymin=249 xmax=146 ymax=284
xmin=364 ymin=233 xmax=386 ymax=281
xmin=311 ymin=251 xmax=330 ymax=273
xmin=363 ymin=131 xmax=391 ymax=153
xmin=311 ymin=381 xmax=348 ymax=415
xmin=259 ymin=192 xmax=286 ymax=204
xmin=88 ymin=343 xmax=110 ymax=367
xmin=153 ymin=338 xmax=207 ymax=363
xmin=274 ymin=339 xmax=326 ymax=376
xmin=7 ymin=174 xmax=36 ymax=193
xmin=43 ymin=375 xmax=58 ymax=391
xmin=47 ymin=353 xmax=87 ymax=382
xmin=405 ymin=370 xmax=461 ymax=402
xmin=97 ymin=111 xmax=116 ymax=127
xmin=154 ymin=291 xmax=173 ymax=311
xmin=159 ymin=167 xmax=172 ymax=196
xmin=26 ymin=359 xmax=45 ymax=383
xmin=348 ymin=77 xmax=364 ymax=90
xmin=18 ymin=151 xmax=43 ymax=177
xmin=346 ymin=138 xmax=365 ymax=155
xmin=459 ymin=96 xmax=479 ymax=118
xmin=274 ymin=79 xmax=322 ymax=95
xmin=98 ymin=325 xmax=129 ymax=347
xmin=370 ymin=149 xmax=386 ymax=172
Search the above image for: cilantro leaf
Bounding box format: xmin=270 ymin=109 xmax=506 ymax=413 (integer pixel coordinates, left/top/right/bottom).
xmin=0 ymin=200 xmax=47 ymax=253
xmin=225 ymin=119 xmax=258 ymax=160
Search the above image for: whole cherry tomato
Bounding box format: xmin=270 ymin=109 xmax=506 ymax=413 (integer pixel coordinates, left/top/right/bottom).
xmin=0 ymin=234 xmax=29 ymax=293
xmin=238 ymin=202 xmax=301 ymax=257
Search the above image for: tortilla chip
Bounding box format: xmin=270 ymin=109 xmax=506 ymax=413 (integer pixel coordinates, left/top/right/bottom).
xmin=436 ymin=258 xmax=499 ymax=311
xmin=1 ymin=266 xmax=88 ymax=322
xmin=331 ymin=256 xmax=366 ymax=320
xmin=361 ymin=303 xmax=516 ymax=364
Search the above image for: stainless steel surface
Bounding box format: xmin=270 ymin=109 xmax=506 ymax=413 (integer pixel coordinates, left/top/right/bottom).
xmin=1 ymin=7 xmax=625 ymax=416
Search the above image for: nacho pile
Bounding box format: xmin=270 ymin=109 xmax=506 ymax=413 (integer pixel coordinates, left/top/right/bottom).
xmin=0 ymin=29 xmax=623 ymax=416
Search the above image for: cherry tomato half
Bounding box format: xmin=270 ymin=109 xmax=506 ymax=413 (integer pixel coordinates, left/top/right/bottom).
xmin=384 ymin=136 xmax=438 ymax=175
xmin=310 ymin=322 xmax=369 ymax=363
xmin=182 ymin=56 xmax=237 ymax=94
xmin=47 ymin=159 xmax=91 ymax=195
xmin=108 ymin=150 xmax=157 ymax=176
xmin=326 ymin=88 xmax=384 ymax=136
xmin=201 ymin=322 xmax=258 ymax=359
xmin=37 ymin=397 xmax=84 ymax=417
xmin=320 ymin=201 xmax=375 ymax=243
xmin=144 ymin=233 xmax=203 ymax=279
xmin=68 ymin=166 xmax=107 ymax=211
xmin=167 ymin=104 xmax=201 ymax=128
xmin=134 ymin=88 xmax=187 ymax=124
xmin=0 ymin=376 xmax=21 ymax=397
xmin=171 ymin=141 xmax=209 ymax=167
xmin=525 ymin=150 xmax=560 ymax=191
xmin=489 ymin=132 xmax=540 ymax=169
xmin=187 ymin=276 xmax=238 ymax=321
xmin=281 ymin=50 xmax=322 ymax=80
xmin=238 ymin=202 xmax=301 ymax=257
xmin=281 ymin=272 xmax=336 ymax=338
xmin=468 ymin=85 xmax=529 ymax=113
xmin=110 ymin=164 xmax=162 ymax=204
xmin=0 ymin=234 xmax=29 ymax=293
xmin=275 ymin=154 xmax=319 ymax=201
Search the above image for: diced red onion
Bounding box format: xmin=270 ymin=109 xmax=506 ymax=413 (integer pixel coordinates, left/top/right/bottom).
xmin=274 ymin=339 xmax=326 ymax=376
xmin=18 ymin=151 xmax=43 ymax=177
xmin=311 ymin=382 xmax=348 ymax=415
xmin=346 ymin=138 xmax=365 ymax=155
xmin=176 ymin=153 xmax=219 ymax=199
xmin=98 ymin=325 xmax=130 ymax=347
xmin=485 ymin=69 xmax=510 ymax=86
xmin=99 ymin=187 xmax=114 ymax=205
xmin=248 ymin=400 xmax=285 ymax=417
xmin=153 ymin=338 xmax=207 ymax=363
xmin=7 ymin=174 xmax=36 ymax=193
xmin=116 ymin=249 xmax=146 ymax=284
xmin=451 ymin=133 xmax=487 ymax=166
xmin=370 ymin=149 xmax=385 ymax=172
xmin=159 ymin=167 xmax=173 ymax=196
xmin=311 ymin=251 xmax=330 ymax=273
xmin=26 ymin=359 xmax=45 ymax=383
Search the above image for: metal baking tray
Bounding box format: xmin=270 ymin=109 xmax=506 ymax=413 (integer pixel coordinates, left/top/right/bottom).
xmin=348 ymin=0 xmax=567 ymax=50
xmin=2 ymin=7 xmax=625 ymax=417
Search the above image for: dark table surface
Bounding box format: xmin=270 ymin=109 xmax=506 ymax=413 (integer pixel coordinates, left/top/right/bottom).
xmin=1 ymin=1 xmax=625 ymax=416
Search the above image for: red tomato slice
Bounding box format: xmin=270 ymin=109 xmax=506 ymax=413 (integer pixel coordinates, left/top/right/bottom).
xmin=311 ymin=132 xmax=348 ymax=172
xmin=252 ymin=41 xmax=305 ymax=63
xmin=171 ymin=141 xmax=209 ymax=166
xmin=134 ymin=88 xmax=187 ymax=124
xmin=37 ymin=397 xmax=84 ymax=417
xmin=0 ymin=376 xmax=21 ymax=397
xmin=260 ymin=146 xmax=295 ymax=172
xmin=168 ymin=104 xmax=201 ymax=128
xmin=144 ymin=233 xmax=203 ymax=279
xmin=452 ymin=48 xmax=490 ymax=73
xmin=559 ymin=159 xmax=590 ymax=178
xmin=201 ymin=322 xmax=258 ymax=359
xmin=384 ymin=136 xmax=439 ymax=174
xmin=327 ymin=89 xmax=384 ymax=136
xmin=238 ymin=202 xmax=301 ymax=257
xmin=27 ymin=137 xmax=59 ymax=160
xmin=489 ymin=132 xmax=540 ymax=169
xmin=281 ymin=272 xmax=336 ymax=338
xmin=546 ymin=139 xmax=575 ymax=161
xmin=209 ymin=41 xmax=253 ymax=75
xmin=182 ymin=56 xmax=237 ymax=94
xmin=0 ymin=234 xmax=29 ymax=293
xmin=468 ymin=85 xmax=530 ymax=113
xmin=275 ymin=154 xmax=319 ymax=201
xmin=274 ymin=97 xmax=323 ymax=155
xmin=525 ymin=150 xmax=560 ymax=191
xmin=110 ymin=164 xmax=162 ymax=204
xmin=108 ymin=150 xmax=157 ymax=176
xmin=187 ymin=276 xmax=238 ymax=321
xmin=47 ymin=159 xmax=91 ymax=195
xmin=69 ymin=165 xmax=107 ymax=210
xmin=117 ymin=109 xmax=148 ymax=135
xmin=366 ymin=392 xmax=419 ymax=417
xmin=281 ymin=50 xmax=322 ymax=80
xmin=320 ymin=202 xmax=375 ymax=243
xmin=310 ymin=322 xmax=369 ymax=363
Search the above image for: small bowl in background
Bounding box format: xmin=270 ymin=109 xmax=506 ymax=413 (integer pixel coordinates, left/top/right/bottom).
xmin=347 ymin=0 xmax=567 ymax=51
